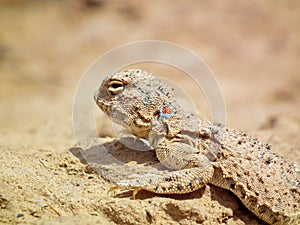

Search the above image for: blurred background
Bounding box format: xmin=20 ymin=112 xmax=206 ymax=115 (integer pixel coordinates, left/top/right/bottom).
xmin=0 ymin=0 xmax=299 ymax=162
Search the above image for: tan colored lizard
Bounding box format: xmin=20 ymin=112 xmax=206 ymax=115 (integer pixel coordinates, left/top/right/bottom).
xmin=94 ymin=69 xmax=300 ymax=225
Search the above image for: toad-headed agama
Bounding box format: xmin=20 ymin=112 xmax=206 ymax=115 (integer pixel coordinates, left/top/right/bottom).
xmin=94 ymin=69 xmax=300 ymax=225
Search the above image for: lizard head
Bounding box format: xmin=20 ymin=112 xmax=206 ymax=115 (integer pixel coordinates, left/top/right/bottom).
xmin=94 ymin=69 xmax=177 ymax=138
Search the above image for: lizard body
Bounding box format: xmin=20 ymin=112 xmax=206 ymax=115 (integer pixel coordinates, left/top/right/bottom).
xmin=94 ymin=69 xmax=300 ymax=224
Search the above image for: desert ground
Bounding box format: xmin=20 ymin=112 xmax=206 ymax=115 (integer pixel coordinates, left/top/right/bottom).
xmin=0 ymin=1 xmax=300 ymax=224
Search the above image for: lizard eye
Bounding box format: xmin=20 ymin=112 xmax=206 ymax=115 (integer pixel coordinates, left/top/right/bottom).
xmin=107 ymin=80 xmax=124 ymax=95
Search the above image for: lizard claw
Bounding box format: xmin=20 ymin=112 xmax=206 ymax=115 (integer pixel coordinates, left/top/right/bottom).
xmin=132 ymin=187 xmax=142 ymax=199
xmin=107 ymin=185 xmax=120 ymax=195
xmin=107 ymin=185 xmax=143 ymax=199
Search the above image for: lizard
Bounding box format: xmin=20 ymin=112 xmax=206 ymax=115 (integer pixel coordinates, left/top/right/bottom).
xmin=94 ymin=69 xmax=300 ymax=225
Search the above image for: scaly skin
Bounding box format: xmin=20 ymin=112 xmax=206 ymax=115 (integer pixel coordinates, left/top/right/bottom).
xmin=94 ymin=69 xmax=300 ymax=225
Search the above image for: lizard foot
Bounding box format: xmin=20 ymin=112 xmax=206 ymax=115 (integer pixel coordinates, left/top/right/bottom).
xmin=108 ymin=185 xmax=143 ymax=199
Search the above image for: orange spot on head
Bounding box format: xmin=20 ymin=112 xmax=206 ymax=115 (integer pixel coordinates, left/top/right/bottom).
xmin=162 ymin=106 xmax=172 ymax=114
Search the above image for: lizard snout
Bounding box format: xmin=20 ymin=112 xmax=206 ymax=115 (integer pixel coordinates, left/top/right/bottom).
xmin=93 ymin=90 xmax=100 ymax=102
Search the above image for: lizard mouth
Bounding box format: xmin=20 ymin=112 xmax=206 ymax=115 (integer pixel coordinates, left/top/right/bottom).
xmin=96 ymin=99 xmax=111 ymax=115
xmin=94 ymin=90 xmax=111 ymax=115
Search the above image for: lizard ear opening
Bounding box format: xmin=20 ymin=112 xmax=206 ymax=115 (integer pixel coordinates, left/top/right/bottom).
xmin=107 ymin=80 xmax=124 ymax=95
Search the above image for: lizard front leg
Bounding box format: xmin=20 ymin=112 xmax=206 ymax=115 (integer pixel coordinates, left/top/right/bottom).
xmin=112 ymin=165 xmax=214 ymax=198
xmin=111 ymin=140 xmax=214 ymax=197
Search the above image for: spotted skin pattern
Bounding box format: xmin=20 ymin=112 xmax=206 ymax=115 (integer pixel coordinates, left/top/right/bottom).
xmin=94 ymin=69 xmax=300 ymax=225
